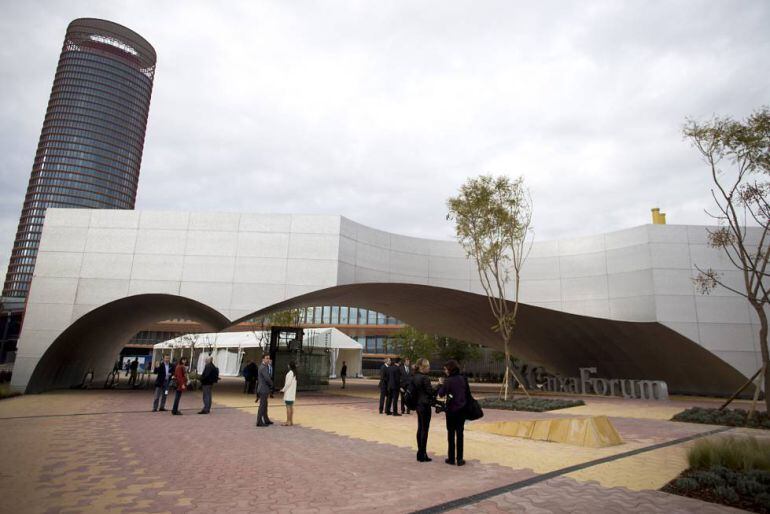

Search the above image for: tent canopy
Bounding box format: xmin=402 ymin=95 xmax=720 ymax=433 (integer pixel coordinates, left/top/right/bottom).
xmin=152 ymin=328 xmax=362 ymax=351
xmin=153 ymin=328 xmax=363 ymax=378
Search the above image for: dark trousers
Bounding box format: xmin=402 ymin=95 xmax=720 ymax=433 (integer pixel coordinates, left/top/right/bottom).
xmin=341 ymin=375 xmax=346 ymax=388
xmin=152 ymin=380 xmax=169 ymax=410
xmin=416 ymin=404 xmax=432 ymax=458
xmin=201 ymin=384 xmax=212 ymax=413
xmin=400 ymin=391 xmax=409 ymax=413
xmin=256 ymin=391 xmax=270 ymax=425
xmin=245 ymin=378 xmax=256 ymax=394
xmin=386 ymin=388 xmax=399 ymax=414
xmin=172 ymin=389 xmax=183 ymax=413
xmin=379 ymin=388 xmax=387 ymax=413
xmin=446 ymin=411 xmax=465 ymax=462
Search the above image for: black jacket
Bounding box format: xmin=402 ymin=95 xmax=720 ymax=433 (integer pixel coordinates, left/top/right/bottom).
xmin=400 ymin=364 xmax=412 ymax=387
xmin=379 ymin=364 xmax=389 ymax=391
xmin=200 ymin=362 xmax=219 ymax=385
xmin=154 ymin=361 xmax=174 ymax=387
xmin=387 ymin=364 xmax=401 ymax=390
xmin=412 ymin=372 xmax=435 ymax=406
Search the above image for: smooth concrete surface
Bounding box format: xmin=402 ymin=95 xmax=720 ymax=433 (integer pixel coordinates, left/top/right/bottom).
xmin=11 ymin=209 xmax=766 ymax=394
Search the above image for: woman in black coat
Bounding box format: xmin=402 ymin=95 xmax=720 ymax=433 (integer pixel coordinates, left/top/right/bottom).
xmin=437 ymin=359 xmax=467 ymax=465
xmin=413 ymin=358 xmax=436 ymax=462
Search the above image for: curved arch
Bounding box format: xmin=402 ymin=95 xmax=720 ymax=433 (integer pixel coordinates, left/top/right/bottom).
xmin=25 ymin=294 xmax=230 ymax=393
xmin=231 ymin=283 xmax=748 ymax=396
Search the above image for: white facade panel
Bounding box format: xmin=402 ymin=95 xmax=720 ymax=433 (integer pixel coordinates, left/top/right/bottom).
xmin=135 ymin=229 xmax=187 ymax=255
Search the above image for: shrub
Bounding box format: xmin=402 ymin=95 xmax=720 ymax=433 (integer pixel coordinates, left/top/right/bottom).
xmin=672 ymin=406 xmax=770 ymax=429
xmin=673 ymin=477 xmax=699 ymax=491
xmin=691 ymin=470 xmax=725 ymax=488
xmin=478 ymin=397 xmax=585 ymax=412
xmin=688 ymin=436 xmax=770 ymax=472
xmin=0 ymin=383 xmax=21 ymax=400
xmin=714 ymin=485 xmax=739 ymax=503
xmin=756 ymin=492 xmax=770 ymax=510
xmin=748 ymin=469 xmax=770 ymax=485
xmin=735 ymin=476 xmax=764 ymax=496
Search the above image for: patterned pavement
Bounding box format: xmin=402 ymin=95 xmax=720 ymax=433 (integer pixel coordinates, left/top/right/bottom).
xmin=0 ymin=378 xmax=765 ymax=513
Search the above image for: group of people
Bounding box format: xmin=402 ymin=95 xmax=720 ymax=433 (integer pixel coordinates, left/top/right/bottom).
xmin=151 ymin=354 xmax=220 ymax=415
xmin=150 ymin=351 xmax=468 ymax=466
xmin=253 ymin=354 xmax=298 ymax=427
xmin=381 ymin=357 xmax=469 ymax=466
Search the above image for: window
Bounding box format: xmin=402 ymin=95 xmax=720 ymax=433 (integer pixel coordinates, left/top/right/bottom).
xmin=339 ymin=306 xmax=349 ymax=324
xmin=322 ymin=306 xmax=331 ymax=324
xmin=331 ymin=306 xmax=340 ymax=324
xmin=367 ymin=310 xmax=378 ymax=325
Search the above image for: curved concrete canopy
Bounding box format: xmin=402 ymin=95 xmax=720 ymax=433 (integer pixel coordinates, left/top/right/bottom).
xmin=232 ymin=283 xmax=749 ymax=396
xmin=24 ymin=294 xmax=229 ymax=393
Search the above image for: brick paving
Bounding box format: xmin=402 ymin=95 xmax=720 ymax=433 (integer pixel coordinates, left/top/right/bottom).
xmin=0 ymin=379 xmax=764 ymax=513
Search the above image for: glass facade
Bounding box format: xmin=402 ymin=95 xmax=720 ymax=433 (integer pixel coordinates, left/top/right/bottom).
xmin=2 ymin=18 xmax=156 ymax=297
xmin=298 ymin=306 xmax=403 ymax=327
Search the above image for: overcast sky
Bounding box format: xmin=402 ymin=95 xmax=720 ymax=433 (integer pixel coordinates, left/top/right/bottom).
xmin=1 ymin=0 xmax=769 ymax=286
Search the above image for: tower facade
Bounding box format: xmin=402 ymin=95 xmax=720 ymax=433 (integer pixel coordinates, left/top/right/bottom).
xmin=2 ymin=18 xmax=156 ymax=298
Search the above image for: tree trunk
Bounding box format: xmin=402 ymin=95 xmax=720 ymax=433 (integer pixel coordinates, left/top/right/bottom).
xmin=503 ymin=339 xmax=511 ymax=401
xmin=752 ymin=303 xmax=770 ymax=412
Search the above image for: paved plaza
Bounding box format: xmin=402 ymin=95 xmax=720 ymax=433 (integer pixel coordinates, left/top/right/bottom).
xmin=0 ymin=379 xmax=766 ymax=513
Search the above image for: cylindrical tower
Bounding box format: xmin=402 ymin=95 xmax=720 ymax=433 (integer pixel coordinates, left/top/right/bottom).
xmin=3 ymin=18 xmax=156 ymax=298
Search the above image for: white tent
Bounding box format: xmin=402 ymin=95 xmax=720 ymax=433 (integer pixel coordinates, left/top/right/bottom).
xmin=152 ymin=328 xmax=362 ymax=378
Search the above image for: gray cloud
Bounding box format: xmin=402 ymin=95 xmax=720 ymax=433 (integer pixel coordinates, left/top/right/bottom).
xmin=1 ymin=0 xmax=769 ymax=286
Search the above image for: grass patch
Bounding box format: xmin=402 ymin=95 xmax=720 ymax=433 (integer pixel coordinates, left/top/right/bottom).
xmin=672 ymin=406 xmax=770 ymax=429
xmin=478 ymin=397 xmax=584 ymax=412
xmin=0 ymin=383 xmax=21 ymax=400
xmin=662 ymin=436 xmax=770 ymax=513
xmin=688 ymin=436 xmax=770 ymax=472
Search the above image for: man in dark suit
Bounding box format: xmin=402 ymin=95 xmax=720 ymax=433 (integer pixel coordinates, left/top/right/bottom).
xmin=340 ymin=361 xmax=347 ymax=389
xmin=400 ymin=358 xmax=413 ymax=414
xmin=128 ymin=358 xmax=139 ymax=388
xmin=242 ymin=360 xmax=257 ymax=394
xmin=198 ymin=356 xmax=219 ymax=414
xmin=152 ymin=354 xmax=173 ymax=412
xmin=378 ymin=357 xmax=390 ymax=414
xmin=256 ymin=355 xmax=274 ymax=427
xmin=386 ymin=358 xmax=402 ymax=416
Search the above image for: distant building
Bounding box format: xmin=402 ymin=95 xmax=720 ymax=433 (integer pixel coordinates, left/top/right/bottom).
xmin=2 ymin=18 xmax=156 ymax=299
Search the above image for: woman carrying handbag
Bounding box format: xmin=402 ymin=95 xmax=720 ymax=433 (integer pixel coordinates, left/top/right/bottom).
xmin=437 ymin=359 xmax=467 ymax=466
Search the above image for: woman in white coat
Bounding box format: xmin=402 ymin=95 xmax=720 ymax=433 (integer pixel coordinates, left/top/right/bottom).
xmin=281 ymin=360 xmax=298 ymax=426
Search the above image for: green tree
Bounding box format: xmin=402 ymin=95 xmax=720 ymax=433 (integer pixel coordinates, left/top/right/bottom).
xmin=685 ymin=107 xmax=770 ymax=412
xmin=390 ymin=325 xmax=438 ymax=363
xmin=437 ymin=336 xmax=482 ymax=363
xmin=447 ymin=174 xmax=533 ymax=400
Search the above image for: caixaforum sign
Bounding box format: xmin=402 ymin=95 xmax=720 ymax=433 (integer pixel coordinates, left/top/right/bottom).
xmin=541 ymin=367 xmax=669 ymax=401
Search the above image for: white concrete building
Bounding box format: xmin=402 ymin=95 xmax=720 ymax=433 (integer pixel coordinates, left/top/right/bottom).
xmin=10 ymin=209 xmax=765 ymax=395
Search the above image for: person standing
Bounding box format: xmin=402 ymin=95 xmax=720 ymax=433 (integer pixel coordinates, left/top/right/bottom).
xmin=198 ymin=356 xmax=219 ymax=414
xmin=281 ymin=360 xmax=298 ymax=426
xmin=340 ymin=361 xmax=347 ymax=389
xmin=378 ymin=357 xmax=390 ymax=414
xmin=400 ymin=358 xmax=413 ymax=414
xmin=413 ymin=358 xmax=435 ymax=462
xmin=256 ymin=355 xmax=274 ymax=427
xmin=437 ymin=360 xmax=467 ymax=466
xmin=386 ymin=358 xmax=402 ymax=416
xmin=152 ymin=354 xmax=173 ymax=412
xmin=128 ymin=358 xmax=139 ymax=387
xmin=243 ymin=360 xmax=257 ymax=394
xmin=171 ymin=357 xmax=188 ymax=415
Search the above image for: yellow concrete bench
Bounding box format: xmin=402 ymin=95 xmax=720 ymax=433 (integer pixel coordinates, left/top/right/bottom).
xmin=469 ymin=415 xmax=623 ymax=448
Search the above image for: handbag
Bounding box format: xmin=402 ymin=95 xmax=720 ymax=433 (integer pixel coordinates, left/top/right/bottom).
xmin=463 ymin=376 xmax=484 ymax=421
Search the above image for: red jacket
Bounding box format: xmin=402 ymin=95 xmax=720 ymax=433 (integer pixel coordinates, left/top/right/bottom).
xmin=174 ymin=364 xmax=187 ymax=390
